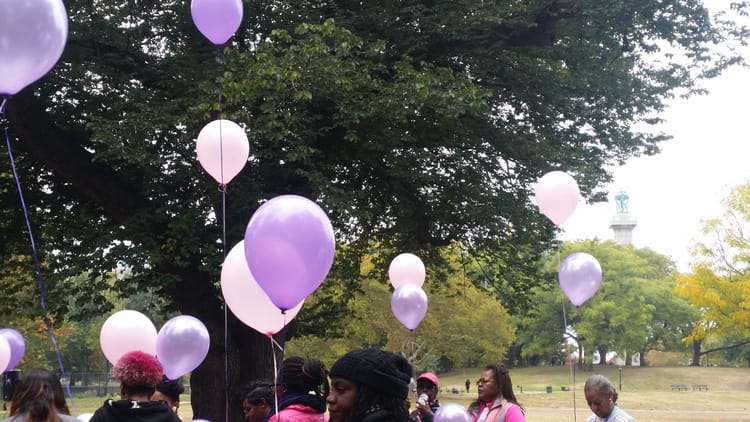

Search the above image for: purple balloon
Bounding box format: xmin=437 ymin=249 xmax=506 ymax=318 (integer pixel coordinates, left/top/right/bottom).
xmin=0 ymin=328 xmax=25 ymax=370
xmin=190 ymin=0 xmax=243 ymax=45
xmin=434 ymin=403 xmax=472 ymax=422
xmin=558 ymin=252 xmax=602 ymax=307
xmin=244 ymin=195 xmax=335 ymax=311
xmin=0 ymin=0 xmax=68 ymax=95
xmin=156 ymin=315 xmax=210 ymax=380
xmin=390 ymin=284 xmax=428 ymax=330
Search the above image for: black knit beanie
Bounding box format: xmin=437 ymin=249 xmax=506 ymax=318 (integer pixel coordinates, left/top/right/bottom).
xmin=329 ymin=348 xmax=413 ymax=400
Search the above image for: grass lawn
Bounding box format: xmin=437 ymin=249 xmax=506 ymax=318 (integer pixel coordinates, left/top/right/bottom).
xmin=6 ymin=366 xmax=748 ymax=422
xmin=436 ymin=365 xmax=750 ymax=421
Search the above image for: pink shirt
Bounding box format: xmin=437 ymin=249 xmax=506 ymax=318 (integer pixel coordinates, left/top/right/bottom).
xmin=270 ymin=404 xmax=328 ymax=422
xmin=472 ymin=398 xmax=525 ymax=422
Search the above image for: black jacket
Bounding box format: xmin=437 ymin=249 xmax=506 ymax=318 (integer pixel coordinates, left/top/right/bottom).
xmin=89 ymin=400 xmax=180 ymax=422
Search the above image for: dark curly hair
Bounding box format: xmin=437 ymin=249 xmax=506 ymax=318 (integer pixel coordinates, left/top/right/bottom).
xmin=242 ymin=380 xmax=274 ymax=407
xmin=155 ymin=376 xmax=185 ymax=403
xmin=469 ymin=363 xmax=523 ymax=412
xmin=114 ymin=351 xmax=163 ymax=397
xmin=278 ymin=356 xmax=329 ymax=399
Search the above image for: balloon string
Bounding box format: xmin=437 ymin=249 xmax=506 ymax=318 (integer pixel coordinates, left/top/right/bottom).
xmin=270 ymin=335 xmax=283 ymax=422
xmin=214 ymin=44 xmax=231 ymax=422
xmin=220 ymin=183 xmax=228 ymax=422
xmin=217 ymin=45 xmax=225 ymax=188
xmin=558 ymin=248 xmax=576 ymax=422
xmin=1 ymin=97 xmax=75 ymax=412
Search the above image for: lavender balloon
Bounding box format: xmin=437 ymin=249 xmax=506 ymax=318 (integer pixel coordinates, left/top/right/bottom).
xmin=190 ymin=0 xmax=243 ymax=45
xmin=558 ymin=252 xmax=602 ymax=306
xmin=0 ymin=328 xmax=25 ymax=370
xmin=434 ymin=403 xmax=472 ymax=422
xmin=156 ymin=315 xmax=210 ymax=380
xmin=244 ymin=195 xmax=335 ymax=311
xmin=391 ymin=284 xmax=428 ymax=330
xmin=0 ymin=0 xmax=68 ymax=95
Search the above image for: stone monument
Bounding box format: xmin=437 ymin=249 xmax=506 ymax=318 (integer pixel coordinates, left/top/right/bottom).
xmin=609 ymin=191 xmax=637 ymax=245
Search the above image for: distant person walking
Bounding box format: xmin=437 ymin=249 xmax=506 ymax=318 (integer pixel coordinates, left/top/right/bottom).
xmin=465 ymin=379 xmax=471 ymax=394
xmin=468 ymin=363 xmax=525 ymax=422
xmin=584 ymin=374 xmax=635 ymax=422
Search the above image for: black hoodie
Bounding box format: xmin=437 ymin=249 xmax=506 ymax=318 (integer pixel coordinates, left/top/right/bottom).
xmin=89 ymin=400 xmax=180 ymax=422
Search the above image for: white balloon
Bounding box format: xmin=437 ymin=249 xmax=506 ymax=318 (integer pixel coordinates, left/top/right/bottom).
xmin=388 ymin=253 xmax=426 ymax=289
xmin=196 ymin=119 xmax=250 ymax=184
xmin=77 ymin=413 xmax=94 ymax=422
xmin=0 ymin=335 xmax=10 ymax=373
xmin=534 ymin=171 xmax=580 ymax=226
xmin=99 ymin=310 xmax=157 ymax=365
xmin=221 ymin=241 xmax=304 ymax=335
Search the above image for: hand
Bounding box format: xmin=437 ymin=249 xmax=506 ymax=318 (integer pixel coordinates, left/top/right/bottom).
xmin=416 ymin=401 xmax=432 ymax=415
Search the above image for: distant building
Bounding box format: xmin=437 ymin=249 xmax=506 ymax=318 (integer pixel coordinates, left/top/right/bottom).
xmin=609 ymin=191 xmax=637 ymax=245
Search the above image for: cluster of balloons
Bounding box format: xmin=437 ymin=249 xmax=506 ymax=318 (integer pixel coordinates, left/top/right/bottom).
xmin=0 ymin=0 xmax=68 ymax=96
xmin=535 ymin=170 xmax=603 ymax=307
xmin=99 ymin=310 xmax=210 ymax=380
xmin=389 ymin=253 xmax=428 ymax=330
xmin=190 ymin=0 xmax=249 ymax=186
xmin=221 ymin=195 xmax=335 ymax=335
xmin=190 ymin=0 xmax=336 ymax=342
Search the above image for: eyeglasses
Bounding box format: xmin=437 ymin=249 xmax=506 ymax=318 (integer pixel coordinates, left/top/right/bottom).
xmin=476 ymin=378 xmax=494 ymax=385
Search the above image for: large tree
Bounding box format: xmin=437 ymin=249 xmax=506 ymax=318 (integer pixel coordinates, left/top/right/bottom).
xmin=1 ymin=1 xmax=747 ymax=420
xmin=676 ymin=183 xmax=750 ymax=365
xmin=521 ymin=240 xmax=688 ymax=366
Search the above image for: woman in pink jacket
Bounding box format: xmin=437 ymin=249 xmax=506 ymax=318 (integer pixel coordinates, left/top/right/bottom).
xmin=468 ymin=363 xmax=525 ymax=422
xmin=268 ymin=356 xmax=329 ymax=422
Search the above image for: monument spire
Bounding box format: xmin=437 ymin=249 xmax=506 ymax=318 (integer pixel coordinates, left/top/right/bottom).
xmin=609 ymin=191 xmax=637 ymax=244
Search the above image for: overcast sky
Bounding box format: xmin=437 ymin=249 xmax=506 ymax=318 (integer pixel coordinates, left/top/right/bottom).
xmin=558 ymin=59 xmax=750 ymax=272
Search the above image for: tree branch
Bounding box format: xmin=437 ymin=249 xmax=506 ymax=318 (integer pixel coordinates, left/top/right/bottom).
xmin=5 ymin=91 xmax=150 ymax=224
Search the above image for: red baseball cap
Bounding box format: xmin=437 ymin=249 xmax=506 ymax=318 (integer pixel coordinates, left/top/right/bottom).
xmin=417 ymin=372 xmax=439 ymax=388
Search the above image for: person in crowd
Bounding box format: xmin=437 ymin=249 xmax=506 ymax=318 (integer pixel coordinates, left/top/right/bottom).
xmin=409 ymin=372 xmax=440 ymax=422
xmin=584 ymin=374 xmax=635 ymax=422
xmin=89 ymin=351 xmax=180 ymax=422
xmin=241 ymin=380 xmax=274 ymax=422
xmin=1 ymin=369 xmax=80 ymax=422
xmin=268 ymin=356 xmax=329 ymax=422
xmin=468 ymin=363 xmax=525 ymax=422
xmin=327 ymin=348 xmax=412 ymax=422
xmin=152 ymin=376 xmax=184 ymax=417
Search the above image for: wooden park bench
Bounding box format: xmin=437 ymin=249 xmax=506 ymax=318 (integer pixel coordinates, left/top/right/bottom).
xmin=670 ymin=384 xmax=689 ymax=391
xmin=692 ymin=384 xmax=708 ymax=391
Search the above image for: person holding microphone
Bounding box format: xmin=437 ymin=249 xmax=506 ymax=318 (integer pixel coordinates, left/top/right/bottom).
xmin=410 ymin=373 xmax=440 ymax=422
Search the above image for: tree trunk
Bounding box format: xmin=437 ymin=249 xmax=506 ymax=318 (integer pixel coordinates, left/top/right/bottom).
xmin=639 ymin=349 xmax=648 ymax=367
xmin=597 ymin=346 xmax=608 ymax=365
xmin=165 ymin=264 xmax=284 ymax=422
xmin=691 ymin=340 xmax=702 ymax=366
